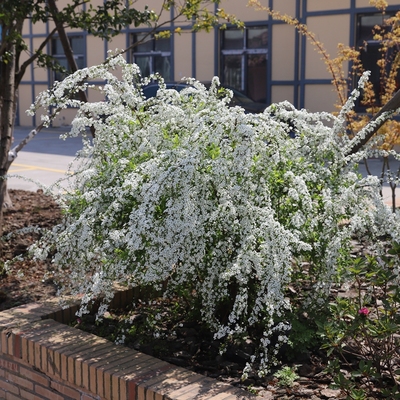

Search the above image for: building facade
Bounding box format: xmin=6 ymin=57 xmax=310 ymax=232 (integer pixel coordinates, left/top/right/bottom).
xmin=17 ymin=0 xmax=400 ymax=127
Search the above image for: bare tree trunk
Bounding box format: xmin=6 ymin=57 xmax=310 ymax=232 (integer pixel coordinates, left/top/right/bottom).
xmin=0 ymin=42 xmax=16 ymax=238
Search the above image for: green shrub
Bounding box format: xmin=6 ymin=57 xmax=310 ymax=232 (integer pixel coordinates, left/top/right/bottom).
xmin=30 ymin=56 xmax=400 ymax=376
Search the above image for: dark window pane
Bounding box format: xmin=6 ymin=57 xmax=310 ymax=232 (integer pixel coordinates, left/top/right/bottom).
xmin=358 ymin=14 xmax=391 ymax=44
xmin=52 ymin=36 xmax=84 ymax=55
xmin=76 ymin=56 xmax=85 ymax=69
xmin=135 ymin=33 xmax=153 ymax=52
xmin=133 ymin=33 xmax=172 ymax=79
xmin=360 ymin=43 xmax=381 ymax=105
xmin=135 ymin=56 xmax=152 ymax=77
xmin=155 ymin=37 xmax=170 ymax=52
xmin=52 ymin=39 xmax=64 ymax=55
xmin=247 ymin=27 xmax=268 ymax=49
xmin=223 ymin=55 xmax=242 ymax=90
xmin=70 ymin=36 xmax=84 ymax=54
xmin=223 ymin=29 xmax=244 ymax=50
xmin=356 ymin=12 xmax=397 ymax=107
xmin=247 ymin=54 xmax=267 ymax=102
xmin=154 ymin=55 xmax=171 ymax=80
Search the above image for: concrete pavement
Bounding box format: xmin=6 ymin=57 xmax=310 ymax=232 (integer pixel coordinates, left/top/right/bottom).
xmin=9 ymin=126 xmax=84 ymax=193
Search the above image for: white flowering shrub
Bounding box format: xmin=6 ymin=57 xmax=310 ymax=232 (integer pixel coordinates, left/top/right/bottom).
xmin=30 ymin=56 xmax=400 ymax=375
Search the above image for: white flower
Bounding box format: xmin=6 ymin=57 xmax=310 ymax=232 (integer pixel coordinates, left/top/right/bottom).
xmin=31 ymin=55 xmax=400 ymax=376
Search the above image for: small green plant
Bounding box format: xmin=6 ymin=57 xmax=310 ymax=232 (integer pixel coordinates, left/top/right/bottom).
xmin=246 ymin=384 xmax=259 ymax=395
xmin=319 ymin=241 xmax=400 ymax=398
xmin=273 ymin=366 xmax=299 ymax=387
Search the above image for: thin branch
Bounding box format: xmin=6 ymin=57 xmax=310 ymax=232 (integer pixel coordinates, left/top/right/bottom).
xmin=347 ymin=89 xmax=400 ymax=155
xmin=15 ymin=27 xmax=58 ymax=87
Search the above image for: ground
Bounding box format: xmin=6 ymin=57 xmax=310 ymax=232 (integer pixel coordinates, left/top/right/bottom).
xmin=0 ymin=189 xmax=61 ymax=311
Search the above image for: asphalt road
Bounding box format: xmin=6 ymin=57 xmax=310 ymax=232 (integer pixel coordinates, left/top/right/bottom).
xmin=9 ymin=126 xmax=84 ymax=193
xmin=8 ymin=125 xmax=400 ymax=207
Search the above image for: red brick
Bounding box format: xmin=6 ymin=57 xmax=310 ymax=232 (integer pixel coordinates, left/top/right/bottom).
xmin=80 ymin=394 xmax=100 ymax=400
xmin=10 ymin=303 xmax=54 ymax=320
xmin=18 ymin=322 xmax=59 ymax=364
xmin=0 ymin=376 xmax=20 ymax=395
xmin=20 ymin=387 xmax=44 ymax=400
xmin=143 ymin=368 xmax=198 ymax=397
xmin=12 ymin=332 xmax=22 ymax=359
xmin=111 ymin=358 xmax=156 ymax=399
xmin=34 ymin=384 xmax=64 ymax=400
xmin=1 ymin=329 xmax=9 ymax=354
xmin=119 ymin=359 xmax=169 ymax=400
xmin=88 ymin=347 xmax=132 ymax=395
xmin=28 ymin=323 xmax=67 ymax=373
xmin=28 ymin=339 xmax=36 ymax=367
xmin=81 ymin=344 xmax=119 ymax=391
xmin=50 ymin=380 xmax=81 ymax=400
xmin=0 ymin=312 xmax=17 ymax=329
xmin=63 ymin=336 xmax=111 ymax=385
xmin=19 ymin=366 xmax=50 ymax=388
xmin=168 ymin=377 xmax=214 ymax=399
xmin=5 ymin=391 xmax=24 ymax=400
xmin=74 ymin=342 xmax=111 ymax=388
xmin=43 ymin=331 xmax=91 ymax=379
xmin=5 ymin=371 xmax=34 ymax=391
xmin=137 ymin=385 xmax=146 ymax=400
xmin=0 ymin=356 xmax=20 ymax=374
xmin=44 ymin=338 xmax=79 ymax=378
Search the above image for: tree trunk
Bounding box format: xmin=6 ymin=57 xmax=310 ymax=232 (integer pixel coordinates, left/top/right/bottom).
xmin=47 ymin=0 xmax=95 ymax=138
xmin=0 ymin=42 xmax=16 ymax=237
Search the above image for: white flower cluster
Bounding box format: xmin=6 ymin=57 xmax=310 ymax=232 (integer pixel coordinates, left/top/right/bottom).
xmin=31 ymin=55 xmax=400 ymax=374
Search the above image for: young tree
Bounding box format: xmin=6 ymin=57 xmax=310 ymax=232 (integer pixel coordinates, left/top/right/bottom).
xmin=0 ymin=0 xmax=241 ymax=226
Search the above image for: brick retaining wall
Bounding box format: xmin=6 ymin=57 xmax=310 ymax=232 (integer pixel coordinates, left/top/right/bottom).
xmin=0 ymin=289 xmax=254 ymax=399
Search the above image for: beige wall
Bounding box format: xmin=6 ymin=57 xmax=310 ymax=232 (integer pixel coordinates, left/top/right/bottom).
xmin=356 ymin=0 xmax=400 ymax=6
xmin=18 ymin=84 xmax=48 ymax=126
xmin=16 ymin=0 xmax=395 ymax=125
xmin=305 ymin=14 xmax=350 ymax=80
xmin=174 ymin=33 xmax=193 ymax=81
xmin=87 ymin=36 xmax=106 ymax=67
xmin=307 ymin=0 xmax=351 ymax=11
xmin=195 ymin=31 xmax=215 ymax=81
xmin=271 ymin=85 xmax=295 ymax=105
xmin=271 ymin=24 xmax=296 ymax=81
xmin=270 ymin=0 xmax=297 ymax=16
xmin=304 ymin=84 xmax=339 ymax=113
xmin=222 ymin=0 xmax=266 ymax=21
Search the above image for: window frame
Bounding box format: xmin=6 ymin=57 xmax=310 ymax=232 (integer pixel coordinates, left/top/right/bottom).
xmin=220 ymin=25 xmax=268 ymax=102
xmin=132 ymin=32 xmax=172 ymax=81
xmin=355 ymin=11 xmax=399 ymax=110
xmin=51 ymin=34 xmax=85 ymax=84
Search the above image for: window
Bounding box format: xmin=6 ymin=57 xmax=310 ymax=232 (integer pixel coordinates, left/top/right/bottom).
xmin=356 ymin=12 xmax=399 ymax=108
xmin=51 ymin=35 xmax=85 ymax=82
xmin=132 ymin=33 xmax=172 ymax=81
xmin=220 ymin=26 xmax=268 ymax=103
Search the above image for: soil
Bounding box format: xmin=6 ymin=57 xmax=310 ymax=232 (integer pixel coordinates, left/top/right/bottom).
xmin=0 ymin=189 xmax=61 ymax=311
xmin=0 ymin=190 xmax=397 ymax=399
